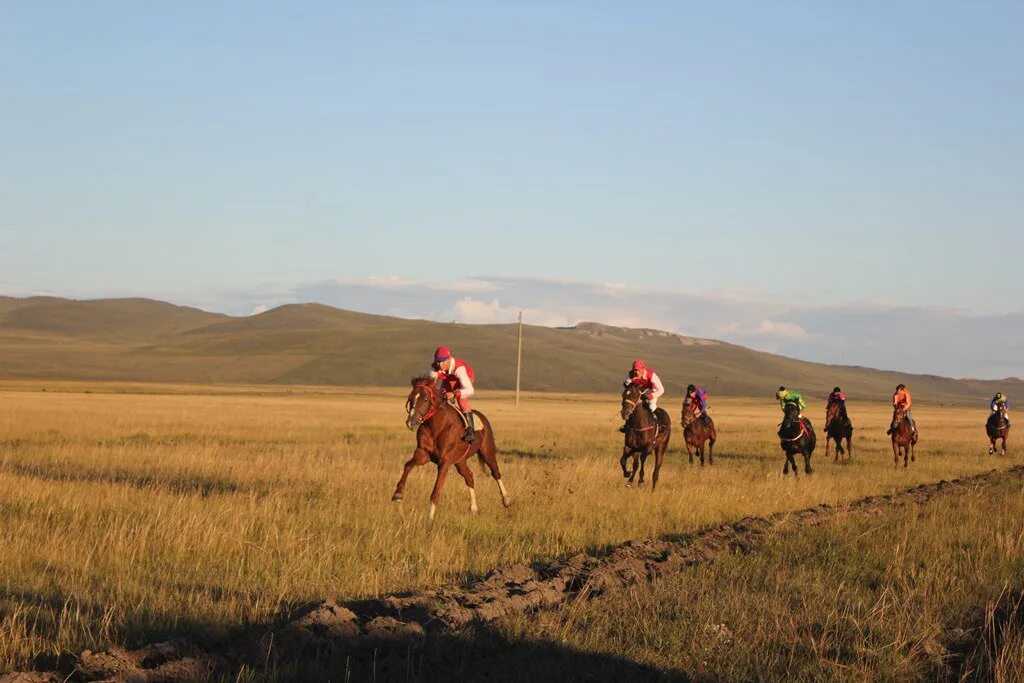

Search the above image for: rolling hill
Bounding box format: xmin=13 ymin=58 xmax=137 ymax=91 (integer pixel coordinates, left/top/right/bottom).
xmin=0 ymin=296 xmax=1017 ymax=403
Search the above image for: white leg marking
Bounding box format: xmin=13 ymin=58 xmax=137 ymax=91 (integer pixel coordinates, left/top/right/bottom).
xmin=497 ymin=479 xmax=510 ymax=506
xmin=429 ymin=503 xmax=436 ymax=521
xmin=469 ymin=487 xmax=478 ymax=513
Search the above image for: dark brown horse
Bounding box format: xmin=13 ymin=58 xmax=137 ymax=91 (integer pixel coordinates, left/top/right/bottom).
xmin=890 ymin=406 xmax=918 ymax=468
xmin=778 ymin=401 xmax=815 ymax=477
xmin=987 ymin=407 xmax=1010 ymax=455
xmin=393 ymin=377 xmax=510 ymax=520
xmin=681 ymin=400 xmax=716 ymax=466
xmin=823 ymin=402 xmax=853 ymax=463
xmin=619 ymin=383 xmax=671 ymax=490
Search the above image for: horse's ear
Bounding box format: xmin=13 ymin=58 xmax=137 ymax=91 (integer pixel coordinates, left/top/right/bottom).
xmin=410 ymin=377 xmax=418 ymax=387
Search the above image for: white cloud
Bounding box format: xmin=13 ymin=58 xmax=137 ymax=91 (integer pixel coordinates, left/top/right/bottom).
xmin=751 ymin=320 xmax=810 ymax=340
xmin=250 ymin=304 xmax=270 ymax=315
xmin=450 ymin=297 xmax=569 ymax=327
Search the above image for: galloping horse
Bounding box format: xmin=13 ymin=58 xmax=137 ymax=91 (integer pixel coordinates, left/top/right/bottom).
xmin=823 ymin=402 xmax=853 ymax=463
xmin=681 ymin=399 xmax=716 ymax=466
xmin=393 ymin=377 xmax=510 ymax=520
xmin=619 ymin=383 xmax=671 ymax=490
xmin=890 ymin=405 xmax=918 ymax=468
xmin=778 ymin=402 xmax=815 ymax=477
xmin=987 ymin=406 xmax=1010 ymax=455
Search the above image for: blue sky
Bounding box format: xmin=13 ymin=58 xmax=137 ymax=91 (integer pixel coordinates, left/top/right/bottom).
xmin=2 ymin=2 xmax=1021 ymax=377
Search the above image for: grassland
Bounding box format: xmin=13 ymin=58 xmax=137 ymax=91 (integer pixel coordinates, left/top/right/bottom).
xmin=0 ymin=381 xmax=1014 ymax=675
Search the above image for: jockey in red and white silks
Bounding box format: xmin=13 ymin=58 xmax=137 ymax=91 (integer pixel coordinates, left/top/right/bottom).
xmin=429 ymin=345 xmax=477 ymax=442
xmin=624 ymin=359 xmax=665 ymax=413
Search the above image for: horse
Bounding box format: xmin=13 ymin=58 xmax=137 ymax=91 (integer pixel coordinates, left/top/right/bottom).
xmin=392 ymin=377 xmax=510 ymax=520
xmin=681 ymin=399 xmax=716 ymax=466
xmin=778 ymin=401 xmax=815 ymax=477
xmin=619 ymin=383 xmax=671 ymax=490
xmin=986 ymin=407 xmax=1010 ymax=455
xmin=823 ymin=402 xmax=853 ymax=463
xmin=890 ymin=405 xmax=918 ymax=468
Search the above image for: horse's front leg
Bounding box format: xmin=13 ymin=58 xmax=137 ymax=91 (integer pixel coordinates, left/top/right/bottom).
xmin=392 ymin=447 xmax=430 ymax=502
xmin=626 ymin=450 xmax=640 ymax=487
xmin=620 ymin=445 xmax=632 ymax=479
xmin=637 ymin=448 xmax=649 ymax=486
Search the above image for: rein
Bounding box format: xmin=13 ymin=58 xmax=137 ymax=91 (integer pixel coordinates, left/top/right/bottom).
xmin=408 ymin=383 xmax=443 ymax=427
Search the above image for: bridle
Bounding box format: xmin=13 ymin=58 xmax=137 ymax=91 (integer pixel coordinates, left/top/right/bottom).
xmin=621 ymin=386 xmax=643 ymax=421
xmin=406 ymin=382 xmax=443 ymax=429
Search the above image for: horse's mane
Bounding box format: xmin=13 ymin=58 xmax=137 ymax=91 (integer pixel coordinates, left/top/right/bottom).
xmin=411 ymin=375 xmax=437 ymax=387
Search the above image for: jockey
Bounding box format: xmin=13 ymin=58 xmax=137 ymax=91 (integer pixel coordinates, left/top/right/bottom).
xmin=827 ymin=386 xmax=848 ymax=421
xmin=620 ymin=360 xmax=665 ymax=432
xmin=776 ymin=387 xmax=806 ymax=418
xmin=429 ymin=346 xmax=477 ymax=443
xmin=887 ymin=383 xmax=917 ymax=435
xmin=685 ymin=384 xmax=710 ymax=419
xmin=991 ymin=392 xmax=1011 ymax=425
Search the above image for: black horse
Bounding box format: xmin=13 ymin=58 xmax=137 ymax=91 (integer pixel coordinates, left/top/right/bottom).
xmin=824 ymin=401 xmax=853 ymax=463
xmin=778 ymin=401 xmax=815 ymax=477
xmin=619 ymin=383 xmax=671 ymax=491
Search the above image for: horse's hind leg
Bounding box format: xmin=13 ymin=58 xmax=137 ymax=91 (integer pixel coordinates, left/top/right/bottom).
xmin=846 ymin=435 xmax=853 ymax=460
xmin=479 ymin=436 xmax=510 ymax=507
xmin=454 ymin=460 xmax=478 ymax=514
xmin=392 ymin=447 xmax=430 ymax=502
xmin=707 ymin=436 xmax=715 ymax=465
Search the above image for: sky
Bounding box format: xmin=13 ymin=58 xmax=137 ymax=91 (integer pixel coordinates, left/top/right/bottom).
xmin=2 ymin=2 xmax=1022 ymax=378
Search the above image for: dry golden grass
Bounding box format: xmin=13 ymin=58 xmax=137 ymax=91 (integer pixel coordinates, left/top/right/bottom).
xmin=0 ymin=381 xmax=1012 ymax=672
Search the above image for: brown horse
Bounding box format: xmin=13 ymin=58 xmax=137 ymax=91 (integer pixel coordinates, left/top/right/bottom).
xmin=393 ymin=377 xmax=510 ymax=520
xmin=823 ymin=402 xmax=853 ymax=463
xmin=619 ymin=383 xmax=671 ymax=490
xmin=890 ymin=406 xmax=918 ymax=468
xmin=987 ymin=407 xmax=1010 ymax=455
xmin=778 ymin=401 xmax=815 ymax=477
xmin=681 ymin=400 xmax=716 ymax=466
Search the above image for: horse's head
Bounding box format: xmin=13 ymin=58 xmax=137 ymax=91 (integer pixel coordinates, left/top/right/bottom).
xmin=406 ymin=376 xmax=443 ymax=430
xmin=825 ymin=402 xmax=840 ymax=424
xmin=782 ymin=401 xmax=800 ymax=427
xmin=621 ymin=382 xmax=643 ymax=421
xmin=681 ymin=398 xmax=696 ymax=426
xmin=891 ymin=405 xmax=907 ymax=430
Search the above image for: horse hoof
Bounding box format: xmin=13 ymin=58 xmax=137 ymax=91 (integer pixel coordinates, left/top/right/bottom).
xmin=502 ymin=498 xmax=512 ymax=508
xmin=391 ymin=493 xmax=403 ymax=502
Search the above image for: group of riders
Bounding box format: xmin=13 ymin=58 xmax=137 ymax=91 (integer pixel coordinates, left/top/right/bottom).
xmin=426 ymin=346 xmax=1011 ymax=442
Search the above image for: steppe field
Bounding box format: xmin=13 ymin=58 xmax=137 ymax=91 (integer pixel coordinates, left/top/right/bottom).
xmin=0 ymin=381 xmax=1021 ymax=680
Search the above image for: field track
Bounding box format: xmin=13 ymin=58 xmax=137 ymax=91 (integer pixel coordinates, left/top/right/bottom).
xmin=8 ymin=464 xmax=1023 ymax=682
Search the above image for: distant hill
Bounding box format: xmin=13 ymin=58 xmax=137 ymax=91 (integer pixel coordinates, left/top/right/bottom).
xmin=0 ymin=296 xmax=1017 ymax=404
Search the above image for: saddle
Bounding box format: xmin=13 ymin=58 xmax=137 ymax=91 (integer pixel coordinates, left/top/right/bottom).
xmin=445 ymin=396 xmax=486 ymax=433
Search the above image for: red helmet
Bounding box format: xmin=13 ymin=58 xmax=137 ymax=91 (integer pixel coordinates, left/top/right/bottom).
xmin=632 ymin=359 xmax=646 ymax=372
xmin=434 ymin=346 xmax=452 ymax=362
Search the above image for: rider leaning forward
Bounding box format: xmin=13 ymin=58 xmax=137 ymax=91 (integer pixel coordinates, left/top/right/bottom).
xmin=992 ymin=391 xmax=1010 ymax=425
xmin=620 ymin=360 xmax=665 ymax=432
xmin=776 ymin=386 xmax=806 ymax=418
xmin=887 ymin=383 xmax=917 ymax=435
xmin=429 ymin=346 xmax=477 ymax=443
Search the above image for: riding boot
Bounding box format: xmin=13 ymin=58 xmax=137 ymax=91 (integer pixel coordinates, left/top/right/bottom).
xmin=462 ymin=412 xmax=476 ymax=442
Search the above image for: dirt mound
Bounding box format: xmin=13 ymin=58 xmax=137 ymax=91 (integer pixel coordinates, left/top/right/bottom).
xmin=6 ymin=465 xmax=1023 ymax=682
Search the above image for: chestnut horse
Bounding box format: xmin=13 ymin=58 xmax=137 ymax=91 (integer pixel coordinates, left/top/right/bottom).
xmin=987 ymin=407 xmax=1010 ymax=455
xmin=890 ymin=405 xmax=918 ymax=468
xmin=823 ymin=402 xmax=853 ymax=463
xmin=778 ymin=401 xmax=815 ymax=477
xmin=619 ymin=383 xmax=671 ymax=490
xmin=681 ymin=399 xmax=716 ymax=466
xmin=393 ymin=377 xmax=510 ymax=520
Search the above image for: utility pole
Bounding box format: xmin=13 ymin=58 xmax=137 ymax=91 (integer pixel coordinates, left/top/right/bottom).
xmin=515 ymin=311 xmax=523 ymax=407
